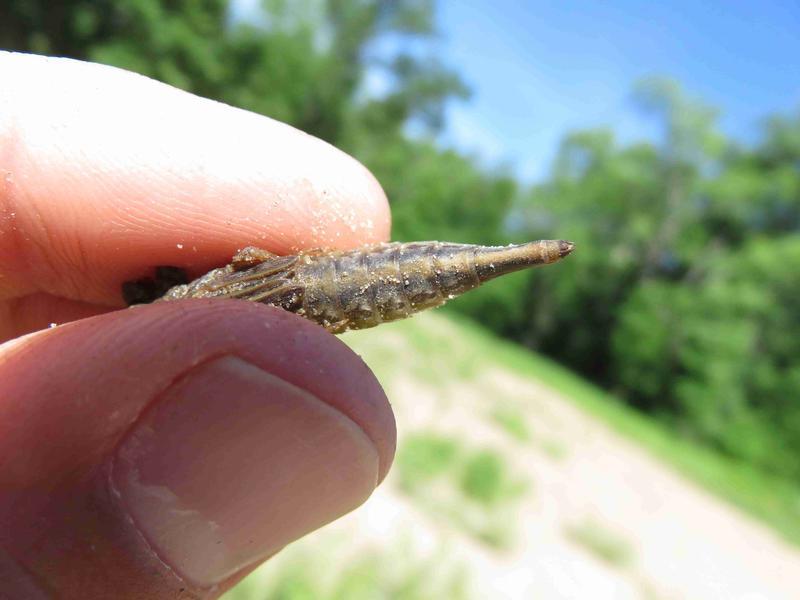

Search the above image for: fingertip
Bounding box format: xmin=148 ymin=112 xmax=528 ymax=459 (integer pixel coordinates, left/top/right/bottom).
xmin=0 ymin=299 xmax=395 ymax=484
xmin=0 ymin=52 xmax=392 ymax=303
xmin=0 ymin=300 xmax=395 ymax=595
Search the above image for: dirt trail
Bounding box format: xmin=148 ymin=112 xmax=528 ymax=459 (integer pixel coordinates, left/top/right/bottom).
xmin=235 ymin=320 xmax=800 ymax=599
xmin=465 ymin=368 xmax=800 ymax=599
xmin=344 ymin=361 xmax=800 ymax=598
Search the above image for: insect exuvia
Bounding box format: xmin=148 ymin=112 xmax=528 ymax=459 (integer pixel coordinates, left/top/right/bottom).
xmin=143 ymin=240 xmax=574 ymax=333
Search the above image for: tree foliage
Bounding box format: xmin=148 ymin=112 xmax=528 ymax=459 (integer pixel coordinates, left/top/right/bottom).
xmin=503 ymin=80 xmax=800 ymax=477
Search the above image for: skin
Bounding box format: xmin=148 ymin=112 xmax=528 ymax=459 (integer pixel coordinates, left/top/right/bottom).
xmin=0 ymin=52 xmax=396 ymax=598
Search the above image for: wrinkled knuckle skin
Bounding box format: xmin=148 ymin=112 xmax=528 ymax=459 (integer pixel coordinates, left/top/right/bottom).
xmin=0 ymin=79 xmax=88 ymax=302
xmin=0 ymin=104 xmax=29 ymax=299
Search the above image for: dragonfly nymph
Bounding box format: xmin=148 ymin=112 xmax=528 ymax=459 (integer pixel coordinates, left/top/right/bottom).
xmin=138 ymin=240 xmax=574 ymax=333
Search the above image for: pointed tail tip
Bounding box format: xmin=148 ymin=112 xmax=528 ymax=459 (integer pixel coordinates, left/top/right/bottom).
xmin=558 ymin=240 xmax=576 ymax=258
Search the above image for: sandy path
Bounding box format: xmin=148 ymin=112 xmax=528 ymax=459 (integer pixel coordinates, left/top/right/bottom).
xmin=466 ymin=369 xmax=800 ymax=599
xmin=232 ymin=320 xmax=800 ymax=599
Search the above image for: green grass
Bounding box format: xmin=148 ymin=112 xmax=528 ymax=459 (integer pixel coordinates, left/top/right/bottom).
xmin=394 ymin=432 xmax=530 ymax=549
xmin=345 ymin=313 xmax=800 ymax=548
xmin=489 ymin=405 xmax=568 ymax=459
xmin=226 ymin=544 xmax=473 ymax=600
xmin=490 ymin=406 xmax=532 ymax=442
xmin=565 ymin=520 xmax=634 ymax=568
xmin=395 ymin=433 xmax=461 ymax=493
xmin=538 ymin=439 xmax=569 ymax=461
xmin=459 ymin=450 xmax=527 ymax=507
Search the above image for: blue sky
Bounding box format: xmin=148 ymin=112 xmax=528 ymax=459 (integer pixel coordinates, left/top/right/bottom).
xmin=434 ymin=0 xmax=800 ymax=182
xmin=231 ymin=0 xmax=800 ymax=182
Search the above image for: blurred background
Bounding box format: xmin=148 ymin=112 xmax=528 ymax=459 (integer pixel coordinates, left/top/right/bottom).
xmin=3 ymin=1 xmax=800 ymax=597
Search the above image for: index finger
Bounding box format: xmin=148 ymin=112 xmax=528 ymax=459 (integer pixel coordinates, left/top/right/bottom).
xmin=0 ymin=52 xmax=391 ymax=305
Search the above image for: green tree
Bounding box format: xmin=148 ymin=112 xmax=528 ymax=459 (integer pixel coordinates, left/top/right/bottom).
xmin=0 ymin=0 xmax=467 ymax=149
xmin=614 ymin=237 xmax=800 ymax=477
xmin=701 ymin=111 xmax=800 ymax=245
xmin=506 ymin=80 xmax=728 ymax=389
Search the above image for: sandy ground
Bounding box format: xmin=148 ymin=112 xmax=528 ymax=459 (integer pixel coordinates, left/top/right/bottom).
xmin=233 ymin=323 xmax=800 ymax=599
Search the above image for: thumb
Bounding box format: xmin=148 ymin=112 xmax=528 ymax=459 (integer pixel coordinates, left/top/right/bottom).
xmin=0 ymin=301 xmax=395 ymax=598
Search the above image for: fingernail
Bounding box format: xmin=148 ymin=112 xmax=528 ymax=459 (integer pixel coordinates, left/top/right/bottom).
xmin=110 ymin=356 xmax=379 ymax=587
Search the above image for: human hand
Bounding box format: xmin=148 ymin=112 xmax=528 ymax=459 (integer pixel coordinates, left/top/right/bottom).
xmin=0 ymin=52 xmax=396 ymax=598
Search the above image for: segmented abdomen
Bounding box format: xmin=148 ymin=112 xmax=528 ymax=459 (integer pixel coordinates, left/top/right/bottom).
xmin=155 ymin=239 xmax=573 ymax=334
xmin=298 ymin=242 xmax=480 ymax=332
